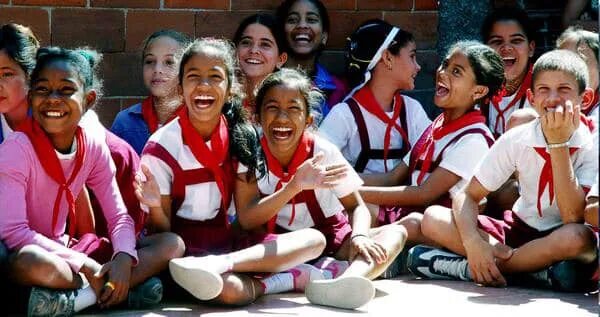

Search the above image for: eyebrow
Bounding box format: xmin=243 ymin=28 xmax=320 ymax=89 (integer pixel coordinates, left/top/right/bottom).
xmin=488 ymin=33 xmax=526 ymax=39
xmin=241 ymin=35 xmax=275 ymax=44
xmin=0 ymin=66 xmax=16 ymax=71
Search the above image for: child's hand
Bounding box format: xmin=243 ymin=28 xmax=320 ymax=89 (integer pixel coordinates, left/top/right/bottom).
xmin=541 ymin=99 xmax=580 ymax=144
xmin=349 ymin=235 xmax=388 ymax=265
xmin=134 ymin=164 xmax=161 ymax=208
xmin=290 ymin=152 xmax=348 ymax=191
xmin=95 ymin=252 xmax=133 ymax=308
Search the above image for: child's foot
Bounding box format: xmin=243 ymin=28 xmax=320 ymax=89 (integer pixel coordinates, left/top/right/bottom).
xmin=512 ymin=260 xmax=597 ymax=292
xmin=305 ymin=276 xmax=375 ymax=310
xmin=169 ymin=256 xmax=227 ymax=300
xmin=127 ymin=277 xmax=163 ymax=309
xmin=28 ymin=287 xmax=76 ymax=317
xmin=379 ymin=247 xmax=409 ymax=279
xmin=313 ymin=256 xmax=349 ymax=279
xmin=289 ymin=264 xmax=324 ymax=291
xmin=407 ymin=245 xmax=472 ymax=281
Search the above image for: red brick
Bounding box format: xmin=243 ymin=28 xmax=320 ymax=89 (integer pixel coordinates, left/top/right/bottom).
xmin=13 ymin=0 xmax=85 ymax=6
xmin=415 ymin=0 xmax=438 ymax=10
xmin=91 ymin=0 xmax=160 ymax=8
xmin=95 ymin=98 xmax=122 ymax=128
xmin=52 ymin=9 xmax=125 ymax=52
xmin=0 ymin=7 xmax=50 ymax=45
xmin=357 ymin=0 xmax=411 ymax=10
xmin=384 ymin=11 xmax=438 ymax=50
xmin=100 ymin=52 xmax=145 ymax=97
xmin=327 ymin=11 xmax=382 ymax=49
xmin=126 ymin=10 xmax=195 ymax=52
xmin=195 ymin=11 xmax=254 ymax=39
xmin=231 ymin=0 xmax=281 ymax=10
xmin=165 ymin=0 xmax=229 ymax=9
xmin=0 ymin=0 xmax=9 ymax=4
xmin=321 ymin=0 xmax=356 ymax=10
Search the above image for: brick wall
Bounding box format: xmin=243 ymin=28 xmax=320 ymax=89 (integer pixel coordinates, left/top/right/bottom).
xmin=0 ymin=0 xmax=440 ymax=125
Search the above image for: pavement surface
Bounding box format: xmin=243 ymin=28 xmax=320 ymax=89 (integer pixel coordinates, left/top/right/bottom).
xmin=78 ymin=275 xmax=598 ymax=317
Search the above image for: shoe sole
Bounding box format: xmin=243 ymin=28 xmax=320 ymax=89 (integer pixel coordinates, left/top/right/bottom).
xmin=169 ymin=259 xmax=223 ymax=301
xmin=305 ymin=276 xmax=375 ymax=309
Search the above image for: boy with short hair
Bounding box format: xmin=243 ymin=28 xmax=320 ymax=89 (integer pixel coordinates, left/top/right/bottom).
xmin=410 ymin=49 xmax=598 ymax=291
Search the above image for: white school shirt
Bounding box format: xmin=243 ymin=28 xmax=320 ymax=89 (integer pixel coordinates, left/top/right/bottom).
xmin=319 ymin=95 xmax=431 ymax=174
xmin=1 ymin=113 xmax=14 ymax=143
xmin=257 ymin=134 xmax=363 ymax=231
xmin=475 ymin=119 xmax=598 ymax=231
xmin=487 ymin=93 xmax=532 ymax=136
xmin=141 ymin=118 xmax=243 ymax=221
xmin=403 ymin=122 xmax=494 ymax=198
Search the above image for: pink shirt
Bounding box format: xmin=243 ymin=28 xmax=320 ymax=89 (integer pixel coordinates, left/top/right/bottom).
xmin=0 ymin=129 xmax=138 ymax=272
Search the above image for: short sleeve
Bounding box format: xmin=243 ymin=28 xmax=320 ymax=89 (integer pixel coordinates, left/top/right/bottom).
xmin=473 ymin=134 xmax=516 ymax=192
xmin=141 ymin=154 xmax=173 ymax=195
xmin=439 ymin=134 xmax=491 ymax=182
xmin=318 ymin=103 xmax=354 ymax=152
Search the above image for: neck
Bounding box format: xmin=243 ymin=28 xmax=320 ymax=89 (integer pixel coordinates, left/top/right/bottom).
xmin=505 ymin=68 xmax=528 ymax=96
xmin=191 ymin=114 xmax=220 ymax=142
xmin=49 ymin=129 xmax=76 ymax=154
xmin=270 ymin=140 xmax=298 ymax=169
xmin=367 ymin=77 xmax=397 ymax=112
xmin=443 ymin=107 xmax=469 ymax=122
xmin=286 ymin=55 xmax=315 ymax=74
xmin=245 ymin=76 xmax=265 ymax=102
xmin=153 ymin=94 xmax=182 ymax=124
xmin=3 ymin=99 xmax=29 ymax=130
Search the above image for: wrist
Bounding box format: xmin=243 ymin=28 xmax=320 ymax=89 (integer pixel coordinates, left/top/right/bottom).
xmin=114 ymin=252 xmax=134 ymax=266
xmin=547 ymin=141 xmax=569 ymax=149
xmin=351 ymin=233 xmax=368 ymax=241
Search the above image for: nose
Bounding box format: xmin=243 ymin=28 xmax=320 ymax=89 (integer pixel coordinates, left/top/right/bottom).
xmin=250 ymin=43 xmax=260 ymax=54
xmin=416 ymin=61 xmax=422 ymax=72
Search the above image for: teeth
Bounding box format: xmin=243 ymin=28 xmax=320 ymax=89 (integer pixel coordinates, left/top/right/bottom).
xmin=245 ymin=59 xmax=262 ymax=64
xmin=273 ymin=127 xmax=292 ymax=132
xmin=45 ymin=111 xmax=64 ymax=117
xmin=195 ymin=95 xmax=215 ymax=101
xmin=294 ymin=34 xmax=310 ymax=41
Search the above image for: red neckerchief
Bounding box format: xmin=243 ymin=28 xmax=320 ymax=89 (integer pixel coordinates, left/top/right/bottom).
xmin=580 ymin=114 xmax=596 ymax=133
xmin=490 ymin=64 xmax=533 ymax=135
xmin=17 ymin=118 xmax=86 ymax=241
xmin=141 ymin=96 xmax=184 ymax=134
xmin=583 ymin=89 xmax=599 ymax=116
xmin=412 ymin=111 xmax=486 ymax=185
xmin=353 ymin=86 xmax=409 ymax=172
xmin=260 ymin=132 xmax=314 ymax=233
xmin=533 ymin=147 xmax=579 ymax=217
xmin=178 ymin=109 xmax=231 ymax=218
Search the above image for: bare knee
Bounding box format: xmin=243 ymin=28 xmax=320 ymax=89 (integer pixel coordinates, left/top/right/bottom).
xmin=154 ymin=232 xmax=186 ymax=260
xmin=554 ymin=224 xmax=596 ymax=259
xmin=398 ymin=212 xmax=423 ymax=240
xmin=421 ymin=205 xmax=451 ymax=242
xmin=374 ymin=222 xmax=407 ymax=253
xmin=215 ymin=273 xmax=257 ymax=306
xmin=10 ymin=245 xmax=60 ymax=285
xmin=297 ymin=228 xmax=326 ymax=259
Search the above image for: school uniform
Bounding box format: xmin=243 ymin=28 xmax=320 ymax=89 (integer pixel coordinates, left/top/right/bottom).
xmin=319 ymin=85 xmax=431 ymax=174
xmin=0 ymin=113 xmax=13 ymax=144
xmin=141 ymin=109 xmax=244 ymax=256
xmin=376 ymin=111 xmax=494 ymax=224
xmin=0 ymin=119 xmax=138 ymax=272
xmin=481 ymin=65 xmax=533 ymax=138
xmin=258 ymin=132 xmax=363 ymax=254
xmin=475 ymin=119 xmax=598 ymax=247
xmin=111 ymin=97 xmax=184 ymax=154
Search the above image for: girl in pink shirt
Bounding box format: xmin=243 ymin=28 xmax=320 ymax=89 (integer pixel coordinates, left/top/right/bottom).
xmin=0 ymin=47 xmax=183 ymax=316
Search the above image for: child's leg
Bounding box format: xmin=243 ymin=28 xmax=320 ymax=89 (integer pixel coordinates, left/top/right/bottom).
xmin=210 ymin=273 xmax=263 ymax=306
xmin=420 ymin=205 xmax=469 ymax=255
xmin=129 ymin=232 xmax=185 ymax=287
xmin=496 ymin=223 xmax=597 ymax=274
xmin=8 ymin=245 xmax=82 ymax=289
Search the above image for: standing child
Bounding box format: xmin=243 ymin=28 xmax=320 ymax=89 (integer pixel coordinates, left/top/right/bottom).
xmin=414 ymin=50 xmax=598 ymax=292
xmin=137 ymin=39 xmax=326 ymax=306
xmin=319 ymin=19 xmax=430 ymax=179
xmin=111 ymin=30 xmax=190 ymax=154
xmin=234 ymin=13 xmax=288 ymax=121
xmin=235 ymin=68 xmax=405 ymax=310
xmin=275 ymin=0 xmax=348 ymax=118
xmin=360 ymin=41 xmax=502 ymax=259
xmin=0 ymin=47 xmax=184 ymax=316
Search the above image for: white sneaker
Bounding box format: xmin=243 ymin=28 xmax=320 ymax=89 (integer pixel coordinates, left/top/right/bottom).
xmin=305 ymin=276 xmax=375 ymax=309
xmin=169 ymin=256 xmax=224 ymax=300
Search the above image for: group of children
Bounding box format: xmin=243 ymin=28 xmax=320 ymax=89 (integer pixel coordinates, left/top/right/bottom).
xmin=0 ymin=0 xmax=598 ymax=316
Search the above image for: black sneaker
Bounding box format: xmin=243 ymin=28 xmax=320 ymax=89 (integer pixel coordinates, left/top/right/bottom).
xmin=28 ymin=287 xmax=76 ymax=317
xmin=379 ymin=247 xmax=409 ymax=279
xmin=127 ymin=277 xmax=163 ymax=309
xmin=407 ymin=245 xmax=472 ymax=281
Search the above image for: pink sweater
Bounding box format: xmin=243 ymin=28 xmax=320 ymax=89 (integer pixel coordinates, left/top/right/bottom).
xmin=0 ymin=130 xmax=138 ymax=272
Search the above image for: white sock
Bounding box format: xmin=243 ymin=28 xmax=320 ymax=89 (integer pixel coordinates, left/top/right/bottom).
xmin=260 ymin=273 xmax=294 ymax=294
xmin=321 ymin=269 xmax=333 ymax=279
xmin=73 ymin=285 xmax=97 ymax=312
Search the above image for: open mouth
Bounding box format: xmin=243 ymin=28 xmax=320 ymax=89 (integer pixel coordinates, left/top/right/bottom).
xmin=292 ymin=33 xmax=312 ymax=44
xmin=271 ymin=126 xmax=293 ymax=140
xmin=42 ymin=110 xmax=67 ymax=118
xmin=435 ymin=83 xmax=449 ymax=97
xmin=244 ymin=58 xmax=263 ymax=65
xmin=502 ymin=57 xmax=516 ymax=67
xmin=193 ymin=95 xmax=216 ymax=109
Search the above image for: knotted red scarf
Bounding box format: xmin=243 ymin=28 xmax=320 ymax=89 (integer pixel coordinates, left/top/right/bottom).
xmin=490 ymin=65 xmax=532 ymax=135
xmin=141 ymin=96 xmax=184 ymax=134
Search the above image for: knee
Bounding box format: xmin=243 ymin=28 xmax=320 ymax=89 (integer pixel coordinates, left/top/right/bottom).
xmin=301 ymin=229 xmax=327 ymax=257
xmin=556 ymin=224 xmax=596 ymax=258
xmin=421 ymin=205 xmax=447 ymax=240
xmin=216 ymin=273 xmax=256 ymax=306
xmin=398 ymin=212 xmax=423 ymax=236
xmin=11 ymin=245 xmax=56 ymax=283
xmin=158 ymin=232 xmax=186 ymax=260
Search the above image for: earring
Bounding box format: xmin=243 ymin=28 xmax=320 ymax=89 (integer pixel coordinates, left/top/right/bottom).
xmin=387 ymin=63 xmax=393 ymax=71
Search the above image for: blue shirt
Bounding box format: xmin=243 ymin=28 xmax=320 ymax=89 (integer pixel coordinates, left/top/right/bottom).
xmin=111 ymin=103 xmax=149 ymax=154
xmin=313 ymin=63 xmax=347 ymax=120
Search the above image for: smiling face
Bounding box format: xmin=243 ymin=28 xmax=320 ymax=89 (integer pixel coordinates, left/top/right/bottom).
xmin=259 ymin=83 xmax=312 ymax=160
xmin=0 ymin=49 xmax=28 ymax=115
xmin=237 ymin=23 xmax=287 ymax=83
xmin=181 ymin=52 xmax=229 ymax=129
xmin=142 ymin=36 xmax=182 ymax=98
xmin=284 ymin=0 xmax=327 ymax=57
xmin=528 ymin=70 xmax=585 ymax=116
xmin=29 ymin=60 xmax=93 ymax=142
xmin=434 ymin=50 xmax=487 ymax=111
xmin=486 ymin=20 xmax=534 ymax=86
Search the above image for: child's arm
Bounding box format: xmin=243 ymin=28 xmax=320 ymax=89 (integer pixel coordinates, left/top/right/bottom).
xmin=359 ymin=160 xmax=410 ymax=187
xmin=339 ymin=191 xmax=387 ymax=264
xmin=584 ymin=196 xmax=598 ymax=228
xmin=543 ymin=100 xmax=586 ymax=222
xmin=235 ymin=153 xmax=348 ymax=230
xmin=134 ymin=164 xmax=172 ymax=233
xmin=74 ymin=187 xmax=96 ymax=236
xmin=360 ymin=167 xmax=461 ymax=206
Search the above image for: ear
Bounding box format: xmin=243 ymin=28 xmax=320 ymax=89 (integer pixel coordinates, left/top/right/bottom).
xmin=277 ymin=52 xmax=288 ymax=69
xmin=84 ymin=90 xmax=97 ymax=110
xmin=321 ymin=32 xmax=328 ymax=46
xmin=528 ymin=40 xmax=536 ymax=58
xmin=580 ymin=87 xmax=595 ymax=109
xmin=381 ymin=50 xmax=393 ymax=69
xmin=526 ymin=88 xmax=535 ymax=105
xmin=472 ymin=85 xmax=489 ymax=102
xmin=178 ymin=84 xmax=183 ymax=96
xmin=305 ymin=113 xmax=314 ymax=128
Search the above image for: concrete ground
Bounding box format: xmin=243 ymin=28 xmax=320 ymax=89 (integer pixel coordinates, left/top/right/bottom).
xmin=79 ymin=275 xmax=598 ymax=317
